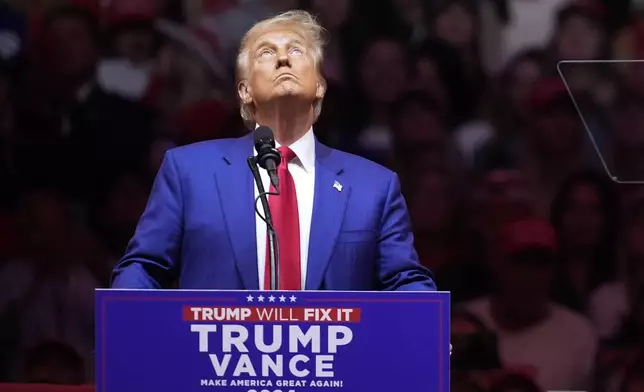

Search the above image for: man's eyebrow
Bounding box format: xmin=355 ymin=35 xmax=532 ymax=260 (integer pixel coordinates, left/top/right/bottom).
xmin=253 ymin=37 xmax=306 ymax=51
xmin=289 ymin=38 xmax=305 ymax=47
xmin=253 ymin=40 xmax=273 ymax=51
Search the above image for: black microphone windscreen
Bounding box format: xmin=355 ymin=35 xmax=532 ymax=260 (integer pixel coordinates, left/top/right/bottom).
xmin=254 ymin=126 xmax=275 ymax=148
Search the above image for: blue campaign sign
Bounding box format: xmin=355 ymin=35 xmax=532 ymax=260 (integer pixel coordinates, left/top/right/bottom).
xmin=95 ymin=290 xmax=450 ymax=392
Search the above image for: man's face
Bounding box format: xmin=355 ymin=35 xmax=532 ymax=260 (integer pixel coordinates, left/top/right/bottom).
xmin=114 ymin=28 xmax=156 ymax=63
xmin=396 ymin=104 xmax=445 ymax=145
xmin=44 ymin=16 xmax=98 ymax=78
xmin=556 ymin=15 xmax=603 ymax=60
xmin=560 ymin=183 xmax=605 ymax=249
xmin=435 ymin=3 xmax=474 ymax=48
xmin=239 ymin=28 xmax=323 ymax=110
xmin=479 ymin=169 xmax=532 ymax=225
xmin=21 ymin=192 xmax=71 ymax=252
xmin=495 ymin=250 xmax=554 ymax=309
xmin=413 ymin=59 xmax=448 ymax=107
xmin=532 ymin=108 xmax=582 ymax=154
xmin=509 ymin=59 xmax=542 ymax=114
xmin=360 ymin=39 xmax=407 ymax=104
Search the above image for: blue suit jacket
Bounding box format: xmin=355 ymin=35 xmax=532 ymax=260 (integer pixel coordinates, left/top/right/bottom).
xmin=111 ymin=133 xmax=436 ymax=291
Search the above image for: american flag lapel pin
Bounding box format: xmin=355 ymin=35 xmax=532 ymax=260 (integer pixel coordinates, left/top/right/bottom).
xmin=333 ymin=181 xmax=343 ymax=192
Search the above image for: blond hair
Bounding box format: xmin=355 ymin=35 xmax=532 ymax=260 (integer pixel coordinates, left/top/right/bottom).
xmin=236 ymin=10 xmax=327 ymax=125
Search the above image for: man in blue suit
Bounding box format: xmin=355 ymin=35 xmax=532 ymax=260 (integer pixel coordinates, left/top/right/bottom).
xmin=111 ymin=10 xmax=436 ymax=292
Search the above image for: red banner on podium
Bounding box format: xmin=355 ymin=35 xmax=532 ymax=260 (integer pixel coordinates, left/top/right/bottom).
xmin=0 ymin=384 xmax=94 ymax=392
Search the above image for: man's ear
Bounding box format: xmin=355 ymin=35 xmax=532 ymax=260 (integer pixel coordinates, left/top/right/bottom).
xmin=237 ymin=80 xmax=253 ymax=104
xmin=315 ymin=79 xmax=326 ymax=99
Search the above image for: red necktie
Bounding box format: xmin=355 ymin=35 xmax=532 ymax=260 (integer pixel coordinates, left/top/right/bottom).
xmin=264 ymin=146 xmax=301 ymax=290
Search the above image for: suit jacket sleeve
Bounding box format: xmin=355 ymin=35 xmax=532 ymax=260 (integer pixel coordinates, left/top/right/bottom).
xmin=111 ymin=151 xmax=183 ymax=288
xmin=378 ymin=173 xmax=437 ymax=291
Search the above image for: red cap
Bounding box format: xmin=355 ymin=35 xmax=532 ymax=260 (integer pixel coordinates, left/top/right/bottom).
xmin=498 ymin=218 xmax=557 ymax=256
xmin=530 ymin=78 xmax=570 ymax=111
xmin=103 ymin=0 xmax=157 ymax=25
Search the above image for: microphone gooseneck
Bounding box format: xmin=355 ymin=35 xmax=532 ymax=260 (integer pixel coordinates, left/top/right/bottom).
xmin=249 ymin=125 xmax=281 ymax=291
xmin=254 ymin=126 xmax=281 ymax=194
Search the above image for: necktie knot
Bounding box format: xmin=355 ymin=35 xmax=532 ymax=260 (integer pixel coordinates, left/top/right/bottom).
xmin=278 ymin=146 xmax=296 ymax=164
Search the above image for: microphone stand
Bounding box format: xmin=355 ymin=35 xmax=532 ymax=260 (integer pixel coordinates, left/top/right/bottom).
xmin=247 ymin=157 xmax=280 ymax=291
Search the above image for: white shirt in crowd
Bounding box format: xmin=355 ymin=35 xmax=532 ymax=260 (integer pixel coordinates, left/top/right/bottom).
xmin=254 ymin=128 xmax=315 ymax=290
xmin=589 ymin=281 xmax=629 ymax=339
xmin=464 ymin=296 xmax=598 ymax=391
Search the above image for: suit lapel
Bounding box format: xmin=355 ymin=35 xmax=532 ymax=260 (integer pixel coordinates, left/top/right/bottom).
xmin=215 ymin=133 xmax=259 ymax=289
xmin=306 ymin=142 xmax=349 ymax=290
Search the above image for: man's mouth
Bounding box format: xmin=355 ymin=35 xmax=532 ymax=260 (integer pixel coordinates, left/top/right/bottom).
xmin=276 ymin=73 xmax=297 ymax=80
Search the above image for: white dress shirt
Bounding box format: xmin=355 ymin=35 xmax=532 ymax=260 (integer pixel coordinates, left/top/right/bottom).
xmin=254 ymin=128 xmax=316 ymax=290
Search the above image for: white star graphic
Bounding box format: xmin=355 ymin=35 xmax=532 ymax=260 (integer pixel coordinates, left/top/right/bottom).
xmin=289 ymin=295 xmax=297 ymax=303
xmin=246 ymin=295 xmax=254 ymax=302
xmin=257 ymin=295 xmax=265 ymax=302
xmin=268 ymin=295 xmax=276 ymax=302
xmin=279 ymin=295 xmax=286 ymax=302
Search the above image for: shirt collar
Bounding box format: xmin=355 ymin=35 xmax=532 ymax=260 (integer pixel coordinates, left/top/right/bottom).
xmin=254 ymin=125 xmax=316 ymax=173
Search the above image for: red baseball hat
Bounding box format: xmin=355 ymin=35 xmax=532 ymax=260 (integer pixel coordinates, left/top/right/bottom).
xmin=103 ymin=0 xmax=157 ymax=25
xmin=529 ymin=78 xmax=571 ymax=112
xmin=497 ymin=218 xmax=557 ymax=256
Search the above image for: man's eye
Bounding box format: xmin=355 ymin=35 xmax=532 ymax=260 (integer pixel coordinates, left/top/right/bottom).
xmin=260 ymin=50 xmax=273 ymax=56
xmin=290 ymin=47 xmax=303 ymax=55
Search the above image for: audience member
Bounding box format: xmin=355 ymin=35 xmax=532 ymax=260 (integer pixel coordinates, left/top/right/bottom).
xmin=450 ymin=310 xmax=502 ymax=375
xmin=429 ymin=0 xmax=486 ymax=121
xmin=461 ymin=48 xmax=546 ymax=168
xmin=350 ymin=34 xmax=409 ymax=164
xmin=609 ymin=91 xmax=644 ymax=182
xmin=391 ymin=90 xmax=456 ymax=171
xmin=410 ymin=39 xmax=468 ymax=125
xmin=464 ymin=218 xmax=597 ymax=391
xmin=97 ymin=0 xmax=159 ymax=100
xmin=550 ymin=170 xmax=619 ymax=313
xmin=0 ymin=187 xmax=98 ymax=380
xmin=387 ymin=0 xmax=432 ymax=46
xmin=403 ymin=168 xmax=467 ymax=276
xmin=306 ymin=0 xmax=358 ymax=86
xmin=550 ymin=1 xmax=607 ymax=64
xmin=590 ymin=198 xmax=644 ymax=340
xmin=89 ymin=173 xmax=150 ymax=270
xmin=519 ymin=79 xmax=593 ymax=216
xmin=17 ymin=4 xmax=154 ymax=201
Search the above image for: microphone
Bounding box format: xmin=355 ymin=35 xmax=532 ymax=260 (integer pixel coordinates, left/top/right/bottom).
xmin=254 ymin=126 xmax=281 ymax=193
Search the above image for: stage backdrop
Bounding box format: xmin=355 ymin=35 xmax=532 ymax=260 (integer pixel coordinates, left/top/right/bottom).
xmin=96 ymin=290 xmax=450 ymax=392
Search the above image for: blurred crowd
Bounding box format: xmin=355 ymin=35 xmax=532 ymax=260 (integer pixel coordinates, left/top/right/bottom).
xmin=2 ymin=0 xmax=644 ymax=390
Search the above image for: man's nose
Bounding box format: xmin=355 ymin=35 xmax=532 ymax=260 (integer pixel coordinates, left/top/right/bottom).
xmin=276 ymin=49 xmax=291 ymax=68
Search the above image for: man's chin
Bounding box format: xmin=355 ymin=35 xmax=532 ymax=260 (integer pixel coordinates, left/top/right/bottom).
xmin=273 ymin=83 xmax=303 ymax=97
xmin=270 ymin=89 xmax=310 ymax=102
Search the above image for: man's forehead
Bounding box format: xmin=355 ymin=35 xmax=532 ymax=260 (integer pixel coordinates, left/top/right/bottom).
xmin=248 ymin=28 xmax=306 ymax=48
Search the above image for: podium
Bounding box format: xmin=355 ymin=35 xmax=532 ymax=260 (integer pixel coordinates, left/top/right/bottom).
xmin=95 ymin=290 xmax=450 ymax=392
